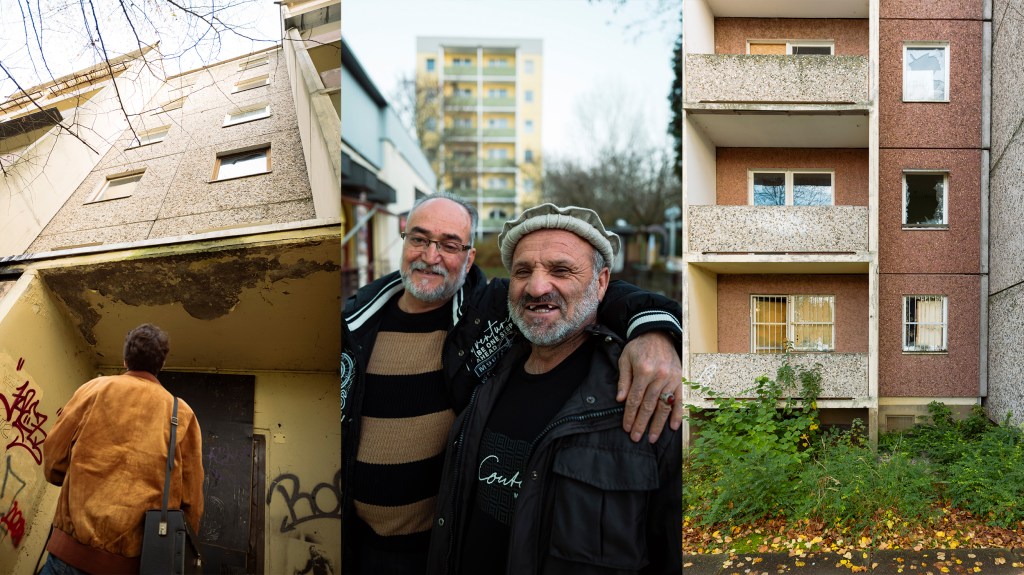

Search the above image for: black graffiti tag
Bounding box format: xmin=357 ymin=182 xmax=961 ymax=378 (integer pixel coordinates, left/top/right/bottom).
xmin=266 ymin=469 xmax=341 ymax=532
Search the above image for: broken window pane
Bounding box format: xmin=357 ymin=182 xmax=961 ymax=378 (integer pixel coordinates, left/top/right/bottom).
xmin=904 ymin=173 xmax=946 ymax=225
xmin=904 ymin=46 xmax=947 ymax=101
xmin=793 ymin=173 xmax=833 ymax=205
xmin=753 ymin=172 xmax=786 ymax=205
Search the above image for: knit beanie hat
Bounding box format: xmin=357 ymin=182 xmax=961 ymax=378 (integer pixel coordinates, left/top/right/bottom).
xmin=498 ymin=203 xmax=620 ymax=271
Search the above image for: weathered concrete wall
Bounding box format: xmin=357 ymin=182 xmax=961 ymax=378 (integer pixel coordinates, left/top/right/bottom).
xmin=29 ymin=49 xmax=316 ymax=253
xmin=878 ymin=274 xmax=980 ymax=398
xmin=256 ymin=372 xmax=340 ymax=575
xmin=717 ymin=274 xmax=870 ymax=353
xmin=879 ymin=0 xmax=984 ymax=19
xmin=685 ymin=54 xmax=869 ymax=104
xmin=0 ymin=273 xmax=96 ymax=573
xmin=716 ymin=148 xmax=869 ymax=206
xmin=987 ymin=0 xmax=1024 ymax=426
xmin=687 ymin=205 xmax=868 ymax=253
xmin=714 ymin=18 xmax=870 ymax=56
xmin=688 ymin=352 xmax=869 ymax=400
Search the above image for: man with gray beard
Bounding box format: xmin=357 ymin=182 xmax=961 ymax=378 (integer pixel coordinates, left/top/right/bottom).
xmin=342 ymin=195 xmax=681 ymax=574
xmin=427 ymin=204 xmax=681 ymax=575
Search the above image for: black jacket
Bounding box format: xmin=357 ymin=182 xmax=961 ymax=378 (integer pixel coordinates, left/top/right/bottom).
xmin=341 ymin=265 xmax=682 ymax=572
xmin=426 ymin=325 xmax=682 ymax=575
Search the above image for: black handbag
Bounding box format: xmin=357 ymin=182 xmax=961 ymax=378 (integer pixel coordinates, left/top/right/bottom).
xmin=139 ymin=397 xmax=202 ymax=575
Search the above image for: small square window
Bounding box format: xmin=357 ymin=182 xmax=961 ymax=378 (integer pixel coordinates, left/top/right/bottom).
xmin=214 ymin=147 xmax=270 ymax=181
xmin=903 ymin=295 xmax=947 ymax=352
xmin=903 ymin=43 xmax=949 ymax=102
xmin=233 ymin=74 xmax=270 ymax=93
xmin=89 ymin=171 xmax=144 ymax=203
xmin=132 ymin=126 xmax=169 ymax=147
xmin=223 ymin=103 xmax=271 ymax=127
xmin=903 ymin=172 xmax=947 ymax=227
xmin=426 ymin=58 xmax=435 ymax=72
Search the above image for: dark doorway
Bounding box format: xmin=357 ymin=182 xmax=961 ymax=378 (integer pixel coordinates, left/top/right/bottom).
xmin=162 ymin=372 xmax=262 ymax=574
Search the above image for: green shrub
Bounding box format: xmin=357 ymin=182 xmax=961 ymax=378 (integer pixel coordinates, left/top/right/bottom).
xmin=945 ymin=425 xmax=1024 ymax=528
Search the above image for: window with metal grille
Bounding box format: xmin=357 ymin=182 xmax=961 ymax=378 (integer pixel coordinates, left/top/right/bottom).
xmin=751 ymin=295 xmax=835 ymax=353
xmin=903 ymin=295 xmax=947 ymax=352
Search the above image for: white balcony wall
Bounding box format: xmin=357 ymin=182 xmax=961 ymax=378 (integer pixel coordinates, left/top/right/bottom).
xmin=687 ymin=205 xmax=868 ymax=253
xmin=686 ymin=54 xmax=870 ymax=105
xmin=688 ymin=352 xmax=869 ymax=400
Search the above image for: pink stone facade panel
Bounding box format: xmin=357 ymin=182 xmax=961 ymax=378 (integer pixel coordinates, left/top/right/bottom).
xmin=716 ymin=148 xmax=869 ymax=206
xmin=717 ymin=275 xmax=869 ymax=353
xmin=878 ymin=148 xmax=981 ymax=274
xmin=878 ymin=19 xmax=983 ymax=149
xmin=880 ymin=0 xmax=983 ymax=20
xmin=878 ymin=274 xmax=980 ymax=397
xmin=714 ymin=18 xmax=869 ymax=56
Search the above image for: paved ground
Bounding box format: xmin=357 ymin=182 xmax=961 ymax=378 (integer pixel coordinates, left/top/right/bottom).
xmin=684 ymin=548 xmax=1024 ymax=574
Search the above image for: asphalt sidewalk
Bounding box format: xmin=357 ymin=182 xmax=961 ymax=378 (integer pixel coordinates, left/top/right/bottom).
xmin=684 ymin=548 xmax=1024 ymax=574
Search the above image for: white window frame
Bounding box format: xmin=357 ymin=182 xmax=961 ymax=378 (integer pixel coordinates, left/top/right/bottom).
xmin=213 ymin=145 xmax=271 ymax=181
xmin=87 ymin=170 xmax=144 ymax=203
xmin=223 ymin=103 xmax=272 ymax=127
xmin=902 ymin=170 xmax=949 ymax=229
xmin=233 ymin=74 xmax=270 ymax=93
xmin=130 ymin=125 xmax=170 ymax=148
xmin=903 ymin=295 xmax=948 ymax=353
xmin=239 ymin=54 xmax=269 ymax=70
xmin=903 ymin=42 xmax=950 ymax=102
xmin=748 ymin=169 xmax=835 ymax=206
xmin=751 ymin=295 xmax=836 ymax=353
xmin=747 ymin=40 xmax=835 ymax=55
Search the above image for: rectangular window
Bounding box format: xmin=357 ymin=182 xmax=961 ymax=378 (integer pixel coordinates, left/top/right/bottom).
xmin=487 ymin=88 xmax=508 ymax=98
xmin=489 ymin=177 xmax=508 ymax=189
xmin=748 ymin=41 xmax=834 ymax=55
xmin=524 ymin=59 xmax=534 ymax=74
xmin=524 ymin=90 xmax=534 ymax=103
xmin=453 ymin=57 xmax=473 ymax=67
xmin=214 ymin=147 xmax=270 ymax=181
xmin=524 ymin=149 xmax=534 ymax=162
xmin=903 ymin=295 xmax=947 ymax=352
xmin=133 ymin=126 xmax=169 ymax=147
xmin=239 ymin=54 xmax=269 ymax=70
xmin=233 ymin=74 xmax=270 ymax=93
xmin=488 ymin=58 xmax=504 ymax=67
xmin=454 ymin=117 xmax=473 ymax=128
xmin=524 ymin=119 xmax=534 ymax=133
xmin=903 ymin=43 xmax=949 ymax=102
xmin=750 ymin=170 xmax=833 ymax=206
xmin=223 ymin=103 xmax=271 ymax=127
xmin=751 ymin=295 xmax=835 ymax=353
xmin=524 ymin=179 xmax=534 ymax=192
xmin=903 ymin=172 xmax=947 ymax=227
xmin=158 ymin=97 xmax=186 ymax=112
xmin=487 ymin=118 xmax=509 ymax=128
xmin=488 ymin=148 xmax=508 ymax=159
xmin=426 ymin=58 xmax=436 ymax=72
xmin=89 ymin=171 xmax=144 ymax=203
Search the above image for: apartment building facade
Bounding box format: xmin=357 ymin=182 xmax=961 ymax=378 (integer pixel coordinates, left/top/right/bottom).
xmin=0 ymin=2 xmax=341 ymax=572
xmin=416 ymin=36 xmax=543 ymax=233
xmin=683 ymin=0 xmax=996 ymax=442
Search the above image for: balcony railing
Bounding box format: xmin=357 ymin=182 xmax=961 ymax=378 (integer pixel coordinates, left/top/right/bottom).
xmin=445 ymin=96 xmax=477 ymax=107
xmin=447 ymin=127 xmax=477 ymax=138
xmin=447 ymin=158 xmax=479 ymax=172
xmin=481 ymin=66 xmax=516 ymax=76
xmin=687 ymin=205 xmax=868 ymax=254
xmin=482 ymin=97 xmax=515 ymax=107
xmin=482 ymin=128 xmax=515 ymax=138
xmin=481 ymin=188 xmax=516 ymax=198
xmin=481 ymin=158 xmax=515 ymax=169
xmin=444 ymin=66 xmax=477 ymax=76
xmin=685 ymin=54 xmax=869 ymax=106
xmin=687 ymin=353 xmax=869 ymax=400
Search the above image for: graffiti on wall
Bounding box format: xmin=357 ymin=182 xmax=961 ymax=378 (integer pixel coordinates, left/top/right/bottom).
xmin=0 ymin=358 xmax=48 ymax=465
xmin=0 ymin=455 xmax=27 ymax=547
xmin=266 ymin=469 xmax=341 ymax=533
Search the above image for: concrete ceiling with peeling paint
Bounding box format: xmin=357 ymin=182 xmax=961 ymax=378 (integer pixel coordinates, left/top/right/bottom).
xmin=35 ymin=234 xmax=340 ymax=373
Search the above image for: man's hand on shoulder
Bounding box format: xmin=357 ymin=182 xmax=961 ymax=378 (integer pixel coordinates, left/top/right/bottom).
xmin=616 ymin=331 xmax=682 ymax=444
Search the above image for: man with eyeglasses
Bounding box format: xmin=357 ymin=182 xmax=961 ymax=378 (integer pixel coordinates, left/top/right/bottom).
xmin=341 ymin=193 xmax=682 ymax=574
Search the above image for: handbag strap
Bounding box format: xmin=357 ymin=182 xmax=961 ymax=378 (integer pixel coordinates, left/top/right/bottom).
xmin=160 ymin=397 xmax=180 ymax=526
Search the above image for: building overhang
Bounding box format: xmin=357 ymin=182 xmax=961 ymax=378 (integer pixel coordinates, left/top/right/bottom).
xmin=704 ymin=0 xmax=867 ymax=18
xmin=686 ymin=106 xmax=869 ymax=147
xmin=342 ymin=152 xmax=396 ymax=204
xmin=14 ymin=226 xmax=340 ymax=372
xmin=0 ymin=107 xmax=63 ymax=140
xmin=687 ymin=255 xmax=870 ymax=274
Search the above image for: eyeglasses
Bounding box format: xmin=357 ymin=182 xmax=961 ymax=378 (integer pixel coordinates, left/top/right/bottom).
xmin=401 ymin=232 xmax=472 ymax=255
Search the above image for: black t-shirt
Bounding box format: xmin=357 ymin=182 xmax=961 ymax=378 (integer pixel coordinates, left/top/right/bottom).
xmin=458 ymin=340 xmax=595 ymax=575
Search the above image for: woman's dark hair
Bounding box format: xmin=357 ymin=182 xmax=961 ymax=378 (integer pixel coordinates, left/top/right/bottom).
xmin=123 ymin=324 xmax=170 ymax=375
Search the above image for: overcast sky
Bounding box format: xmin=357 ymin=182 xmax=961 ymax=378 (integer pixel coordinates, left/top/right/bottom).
xmin=342 ymin=0 xmax=679 ymax=162
xmin=0 ymin=0 xmax=280 ymax=97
